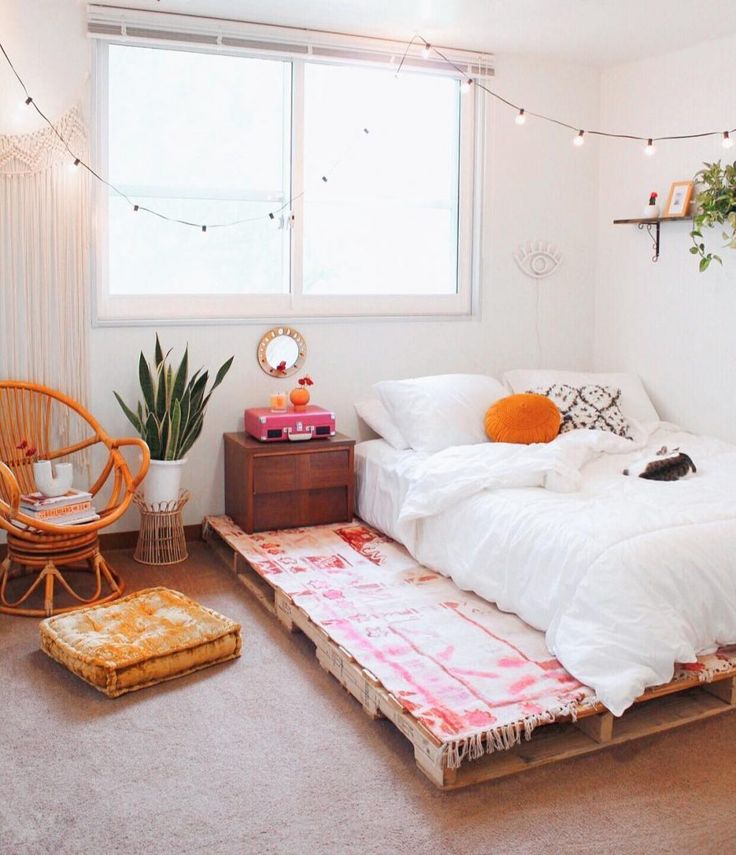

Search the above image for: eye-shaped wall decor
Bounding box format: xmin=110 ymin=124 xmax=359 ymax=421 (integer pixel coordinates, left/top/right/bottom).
xmin=257 ymin=326 xmax=307 ymax=378
xmin=514 ymin=241 xmax=563 ymax=279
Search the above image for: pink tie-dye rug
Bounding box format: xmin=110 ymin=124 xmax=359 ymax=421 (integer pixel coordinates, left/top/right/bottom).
xmin=207 ymin=517 xmax=736 ymax=768
xmin=208 ymin=516 xmax=597 ymax=765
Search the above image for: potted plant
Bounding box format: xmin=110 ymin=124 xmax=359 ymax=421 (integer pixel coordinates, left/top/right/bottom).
xmin=644 ymin=190 xmax=659 ymax=219
xmin=115 ymin=335 xmax=234 ymax=505
xmin=689 ymin=159 xmax=736 ymax=272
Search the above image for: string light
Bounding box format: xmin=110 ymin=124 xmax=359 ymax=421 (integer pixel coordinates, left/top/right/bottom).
xmin=2 ymin=33 xmax=735 ymax=234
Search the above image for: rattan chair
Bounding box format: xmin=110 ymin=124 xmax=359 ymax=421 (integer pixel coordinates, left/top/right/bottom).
xmin=0 ymin=381 xmax=150 ymax=617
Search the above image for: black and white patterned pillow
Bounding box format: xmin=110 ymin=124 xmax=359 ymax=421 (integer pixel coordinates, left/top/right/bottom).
xmin=529 ymin=384 xmax=633 ymax=439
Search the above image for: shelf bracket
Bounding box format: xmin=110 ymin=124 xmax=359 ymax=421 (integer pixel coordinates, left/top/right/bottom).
xmin=637 ymin=221 xmax=660 ymax=263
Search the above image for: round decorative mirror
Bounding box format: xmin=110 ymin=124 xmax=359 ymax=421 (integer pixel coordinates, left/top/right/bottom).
xmin=257 ymin=326 xmax=307 ymax=377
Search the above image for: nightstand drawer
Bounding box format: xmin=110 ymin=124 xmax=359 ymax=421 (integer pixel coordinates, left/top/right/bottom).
xmin=253 ymin=487 xmax=349 ymax=531
xmin=253 ymin=454 xmax=299 ymax=494
xmin=305 ymin=449 xmax=351 ymax=489
xmin=253 ymin=448 xmax=350 ymax=494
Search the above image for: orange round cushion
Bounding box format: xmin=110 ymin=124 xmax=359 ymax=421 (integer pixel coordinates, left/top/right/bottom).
xmin=484 ymin=393 xmax=561 ymax=444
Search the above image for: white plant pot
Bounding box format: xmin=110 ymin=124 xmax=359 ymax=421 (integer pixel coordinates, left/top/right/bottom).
xmin=144 ymin=459 xmax=188 ymax=507
xmin=644 ymin=203 xmax=660 ymax=219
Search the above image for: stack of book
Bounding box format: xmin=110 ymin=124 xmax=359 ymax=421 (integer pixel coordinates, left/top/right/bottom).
xmin=20 ymin=489 xmax=100 ymax=525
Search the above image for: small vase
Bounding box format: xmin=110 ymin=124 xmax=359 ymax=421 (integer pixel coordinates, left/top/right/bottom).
xmin=289 ymin=387 xmax=310 ymax=411
xmin=32 ymin=460 xmax=74 ymax=497
xmin=644 ymin=203 xmax=660 ymax=219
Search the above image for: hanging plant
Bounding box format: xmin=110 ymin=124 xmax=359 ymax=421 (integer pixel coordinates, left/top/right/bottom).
xmin=689 ymin=160 xmax=736 ymax=272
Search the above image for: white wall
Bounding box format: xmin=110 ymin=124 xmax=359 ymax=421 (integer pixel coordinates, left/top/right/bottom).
xmin=2 ymin=1 xmax=600 ymax=529
xmin=596 ymin=35 xmax=736 ymax=442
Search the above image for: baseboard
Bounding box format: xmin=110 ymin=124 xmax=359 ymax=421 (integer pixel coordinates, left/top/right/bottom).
xmin=0 ymin=524 xmax=203 ymax=560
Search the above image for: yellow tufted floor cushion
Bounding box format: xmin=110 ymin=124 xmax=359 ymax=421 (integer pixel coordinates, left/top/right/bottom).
xmin=39 ymin=587 xmax=241 ymax=698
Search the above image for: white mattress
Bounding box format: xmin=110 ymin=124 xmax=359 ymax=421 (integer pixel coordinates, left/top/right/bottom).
xmin=355 ymin=440 xmax=426 ymax=543
xmin=355 ymin=430 xmax=736 ymax=715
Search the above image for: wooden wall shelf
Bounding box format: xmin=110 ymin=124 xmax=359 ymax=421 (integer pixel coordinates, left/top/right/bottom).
xmin=613 ymin=216 xmax=693 ymax=263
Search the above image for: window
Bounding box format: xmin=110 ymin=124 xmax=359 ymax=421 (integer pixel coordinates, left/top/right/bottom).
xmin=94 ymin=39 xmax=481 ymax=322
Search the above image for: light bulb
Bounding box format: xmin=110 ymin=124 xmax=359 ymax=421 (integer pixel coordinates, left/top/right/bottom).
xmin=723 ymin=131 xmax=734 ymax=149
xmin=24 ymin=96 xmax=33 ymax=107
xmin=73 ymin=158 xmax=80 ymax=167
xmin=515 ymin=109 xmax=526 ymax=126
xmin=573 ymin=130 xmax=585 ymax=147
xmin=460 ymin=78 xmax=473 ymax=94
xmin=422 ymin=43 xmax=431 ymax=58
xmin=644 ymin=138 xmax=656 ymax=156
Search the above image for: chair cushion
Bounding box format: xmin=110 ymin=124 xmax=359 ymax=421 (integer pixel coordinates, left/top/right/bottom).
xmin=39 ymin=587 xmax=241 ymax=697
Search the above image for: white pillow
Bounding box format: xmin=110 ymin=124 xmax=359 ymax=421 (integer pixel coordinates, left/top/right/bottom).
xmin=374 ymin=374 xmax=507 ymax=453
xmin=503 ymin=369 xmax=659 ymax=425
xmin=354 ymin=398 xmax=410 ymax=450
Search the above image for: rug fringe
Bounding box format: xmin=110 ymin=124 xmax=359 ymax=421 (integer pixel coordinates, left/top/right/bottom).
xmin=442 ymin=696 xmax=583 ymax=770
xmin=695 ymin=657 xmax=736 ymax=684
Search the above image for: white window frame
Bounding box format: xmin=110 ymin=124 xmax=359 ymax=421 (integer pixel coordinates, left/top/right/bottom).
xmin=90 ymin=14 xmax=488 ymax=325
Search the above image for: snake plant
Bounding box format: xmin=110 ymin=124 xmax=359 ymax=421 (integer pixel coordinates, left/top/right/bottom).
xmin=114 ymin=335 xmax=234 ymax=460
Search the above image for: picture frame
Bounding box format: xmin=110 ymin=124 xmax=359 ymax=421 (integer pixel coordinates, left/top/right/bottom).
xmin=663 ymin=180 xmax=694 ymax=218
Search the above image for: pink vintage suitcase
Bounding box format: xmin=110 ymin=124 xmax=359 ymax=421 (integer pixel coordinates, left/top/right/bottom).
xmin=244 ymin=405 xmax=336 ymax=442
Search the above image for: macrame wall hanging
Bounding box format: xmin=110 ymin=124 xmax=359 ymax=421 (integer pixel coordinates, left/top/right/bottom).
xmin=0 ymin=105 xmax=91 ymax=454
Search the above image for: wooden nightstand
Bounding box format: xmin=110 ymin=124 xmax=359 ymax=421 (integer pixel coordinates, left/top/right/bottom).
xmin=224 ymin=432 xmax=355 ymax=533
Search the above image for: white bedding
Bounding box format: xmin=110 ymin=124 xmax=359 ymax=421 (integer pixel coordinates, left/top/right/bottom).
xmin=355 ymin=426 xmax=736 ymax=715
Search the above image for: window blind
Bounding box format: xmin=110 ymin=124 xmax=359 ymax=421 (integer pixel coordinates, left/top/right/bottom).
xmin=87 ymin=5 xmax=495 ymax=79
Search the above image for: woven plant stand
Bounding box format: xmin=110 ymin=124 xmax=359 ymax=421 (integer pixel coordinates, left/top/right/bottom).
xmin=134 ymin=491 xmax=190 ymax=566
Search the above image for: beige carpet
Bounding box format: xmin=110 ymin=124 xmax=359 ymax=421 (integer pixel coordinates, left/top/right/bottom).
xmin=1 ymin=543 xmax=734 ymax=855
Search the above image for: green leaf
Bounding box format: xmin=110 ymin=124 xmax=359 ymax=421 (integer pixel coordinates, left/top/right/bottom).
xmin=114 ymin=391 xmax=143 ymax=435
xmin=699 ymin=257 xmax=711 ymax=272
xmin=167 ymin=399 xmax=182 ymax=460
xmin=172 ymin=346 xmax=188 ymax=403
xmin=200 ymin=356 xmax=234 ymax=410
xmin=189 ymin=371 xmax=209 ymax=412
xmin=145 ymin=412 xmax=161 ymax=458
xmin=159 ymin=411 xmax=170 ymax=459
xmin=155 ymin=359 xmax=168 ymax=419
xmin=212 ymin=356 xmax=234 ymax=390
xmin=154 ymin=333 xmax=164 ymax=367
xmin=138 ymin=353 xmax=156 ymax=412
xmin=179 ymin=412 xmax=204 ymax=457
xmin=166 ymin=364 xmax=174 ymax=408
xmin=689 ymin=246 xmax=699 ymax=255
xmin=178 ymin=385 xmax=192 ymax=436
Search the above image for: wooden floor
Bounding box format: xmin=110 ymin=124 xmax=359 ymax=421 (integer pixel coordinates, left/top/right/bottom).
xmin=204 ymin=522 xmax=736 ymax=790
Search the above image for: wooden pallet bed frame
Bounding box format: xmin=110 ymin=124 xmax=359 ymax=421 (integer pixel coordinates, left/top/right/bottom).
xmin=204 ymin=523 xmax=736 ymax=790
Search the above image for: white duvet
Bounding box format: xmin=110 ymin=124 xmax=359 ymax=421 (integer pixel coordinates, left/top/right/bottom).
xmin=356 ymin=426 xmax=736 ymax=715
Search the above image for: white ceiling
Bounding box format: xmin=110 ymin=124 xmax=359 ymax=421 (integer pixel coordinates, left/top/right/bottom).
xmin=90 ymin=0 xmax=736 ymax=67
